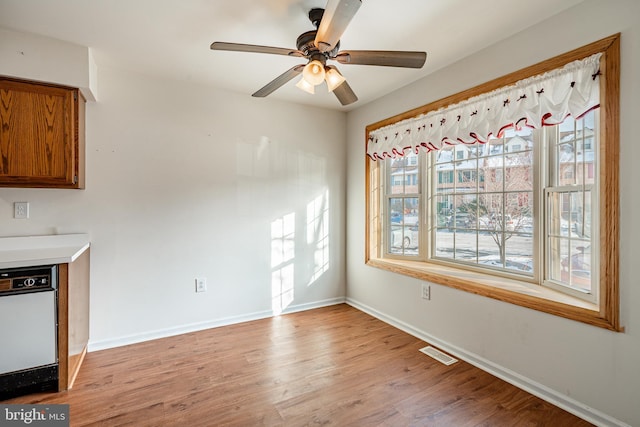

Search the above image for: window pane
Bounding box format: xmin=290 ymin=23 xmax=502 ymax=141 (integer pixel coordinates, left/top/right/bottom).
xmin=454 ymin=231 xmax=476 ymax=261
xmin=508 ymin=192 xmax=534 ymax=235
xmin=554 ymin=112 xmax=596 ymax=187
xmin=436 ymin=194 xmax=451 ymax=222
xmin=564 ymin=242 xmax=592 ymax=292
xmin=388 ymin=198 xmax=419 ymax=227
xmin=435 ymin=146 xmax=454 ymax=165
xmin=549 ymin=237 xmax=592 ymax=292
xmin=478 ymin=232 xmax=502 ymax=269
xmin=547 ymin=192 xmax=571 ymax=237
xmin=386 ymin=157 xmax=420 ymax=258
xmin=504 ymin=235 xmax=534 ymax=274
xmin=435 ymin=228 xmax=453 ymax=259
xmin=389 ymin=220 xmax=420 ymax=255
xmin=405 ymin=197 xmax=419 ymax=221
xmin=573 ymin=191 xmax=592 ymax=238
xmin=389 ymin=224 xmax=403 ymax=255
xmin=432 ymin=131 xmax=533 ymax=277
xmin=478 ymin=193 xmax=500 ymax=229
xmin=389 ymin=197 xmax=403 ymax=223
xmin=548 ymin=236 xmax=568 ymax=283
xmin=389 ymin=153 xmax=419 ymax=194
xmin=546 ymin=189 xmax=593 ymax=294
xmin=505 ymin=152 xmax=533 ymax=192
xmin=389 ymin=223 xmax=420 ymax=254
xmin=389 ymin=167 xmax=405 ymax=194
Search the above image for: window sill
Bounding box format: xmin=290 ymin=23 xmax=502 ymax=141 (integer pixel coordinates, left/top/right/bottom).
xmin=366 ymin=257 xmax=621 ymax=331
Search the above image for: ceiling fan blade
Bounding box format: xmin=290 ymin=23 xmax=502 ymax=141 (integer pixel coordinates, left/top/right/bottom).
xmin=334 ymin=50 xmax=427 ymax=68
xmin=252 ymin=65 xmax=305 ymax=98
xmin=332 ymin=80 xmax=358 ymax=106
xmin=210 ymin=42 xmax=304 ymax=57
xmin=314 ymin=0 xmax=362 ymax=53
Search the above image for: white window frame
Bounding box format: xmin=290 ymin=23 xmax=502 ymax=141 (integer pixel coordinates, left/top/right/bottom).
xmin=383 ymin=153 xmax=423 ymax=258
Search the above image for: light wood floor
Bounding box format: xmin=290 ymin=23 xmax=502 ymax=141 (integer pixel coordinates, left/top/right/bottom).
xmin=5 ymin=304 xmax=592 ymax=426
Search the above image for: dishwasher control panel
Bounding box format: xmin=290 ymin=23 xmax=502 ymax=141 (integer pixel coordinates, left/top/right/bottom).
xmin=0 ymin=265 xmax=57 ymax=294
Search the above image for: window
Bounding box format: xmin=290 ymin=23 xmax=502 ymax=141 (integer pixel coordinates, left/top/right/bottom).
xmin=545 ymin=114 xmax=597 ymax=301
xmin=365 ymin=35 xmax=620 ymax=331
xmin=438 ymin=171 xmax=453 ymax=184
xmin=430 ymin=126 xmax=535 ymax=277
xmin=386 ymin=153 xmax=421 ymax=257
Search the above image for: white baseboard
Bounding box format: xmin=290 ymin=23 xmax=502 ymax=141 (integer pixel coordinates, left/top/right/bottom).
xmin=346 ymin=298 xmax=629 ymax=427
xmin=88 ymin=297 xmax=345 ymax=352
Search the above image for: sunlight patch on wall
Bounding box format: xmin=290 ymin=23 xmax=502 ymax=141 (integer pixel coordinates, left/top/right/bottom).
xmin=271 ymin=212 xmax=296 ymax=314
xmin=307 ymin=189 xmax=330 ymax=286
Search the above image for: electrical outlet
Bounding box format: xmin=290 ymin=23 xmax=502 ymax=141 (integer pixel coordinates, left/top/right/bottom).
xmin=14 ymin=202 xmax=29 ymax=219
xmin=421 ymin=283 xmax=431 ymax=300
xmin=195 ymin=277 xmax=207 ymax=293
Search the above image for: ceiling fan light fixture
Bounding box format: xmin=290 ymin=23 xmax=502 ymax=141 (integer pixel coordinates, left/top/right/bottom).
xmin=325 ymin=67 xmax=346 ymax=92
xmin=295 ymin=76 xmax=315 ymax=94
xmin=302 ymin=60 xmax=326 ymax=86
xmin=210 ymin=1 xmax=426 ymax=105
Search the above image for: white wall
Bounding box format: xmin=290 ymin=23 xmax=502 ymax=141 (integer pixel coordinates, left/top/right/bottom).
xmin=0 ymin=27 xmax=97 ymax=100
xmin=1 ymin=55 xmax=347 ymax=349
xmin=346 ymin=1 xmax=639 ymax=426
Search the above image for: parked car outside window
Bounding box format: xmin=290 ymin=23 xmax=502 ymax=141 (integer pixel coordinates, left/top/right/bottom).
xmin=447 ymin=213 xmax=470 ymax=230
xmin=391 ymin=224 xmax=419 ymax=249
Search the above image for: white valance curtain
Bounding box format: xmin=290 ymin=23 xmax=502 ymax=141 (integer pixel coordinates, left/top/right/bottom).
xmin=367 ymin=53 xmax=602 ymax=160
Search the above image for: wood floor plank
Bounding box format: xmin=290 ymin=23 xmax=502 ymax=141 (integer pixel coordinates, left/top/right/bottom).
xmin=2 ymin=304 xmax=592 ymax=426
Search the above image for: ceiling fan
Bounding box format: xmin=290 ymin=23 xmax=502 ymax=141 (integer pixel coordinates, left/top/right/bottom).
xmin=210 ymin=0 xmax=427 ymax=106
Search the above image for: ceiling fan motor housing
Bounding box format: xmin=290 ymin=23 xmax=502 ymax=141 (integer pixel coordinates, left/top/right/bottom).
xmin=309 ymin=8 xmax=325 ymax=28
xmin=296 ymin=31 xmax=340 ymax=60
xmin=297 ymin=8 xmax=341 ymax=60
xmin=296 ymin=31 xmax=318 ymax=56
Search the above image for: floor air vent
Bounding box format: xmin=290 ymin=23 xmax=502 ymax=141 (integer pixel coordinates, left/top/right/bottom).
xmin=419 ymin=346 xmax=458 ymax=365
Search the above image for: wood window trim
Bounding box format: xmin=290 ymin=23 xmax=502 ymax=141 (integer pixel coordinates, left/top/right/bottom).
xmin=364 ymin=34 xmax=621 ymax=332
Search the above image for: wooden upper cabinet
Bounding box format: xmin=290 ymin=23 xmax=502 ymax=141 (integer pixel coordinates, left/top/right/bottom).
xmin=0 ymin=77 xmax=85 ymax=189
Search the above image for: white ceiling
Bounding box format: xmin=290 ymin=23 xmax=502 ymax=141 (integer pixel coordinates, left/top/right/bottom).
xmin=0 ymin=0 xmax=583 ymax=111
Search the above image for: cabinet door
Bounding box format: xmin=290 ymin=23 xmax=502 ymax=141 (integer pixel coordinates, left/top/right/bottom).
xmin=0 ymin=78 xmax=84 ymax=188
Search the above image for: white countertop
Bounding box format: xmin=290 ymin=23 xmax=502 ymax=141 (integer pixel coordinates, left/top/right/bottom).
xmin=0 ymin=234 xmax=90 ymax=269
